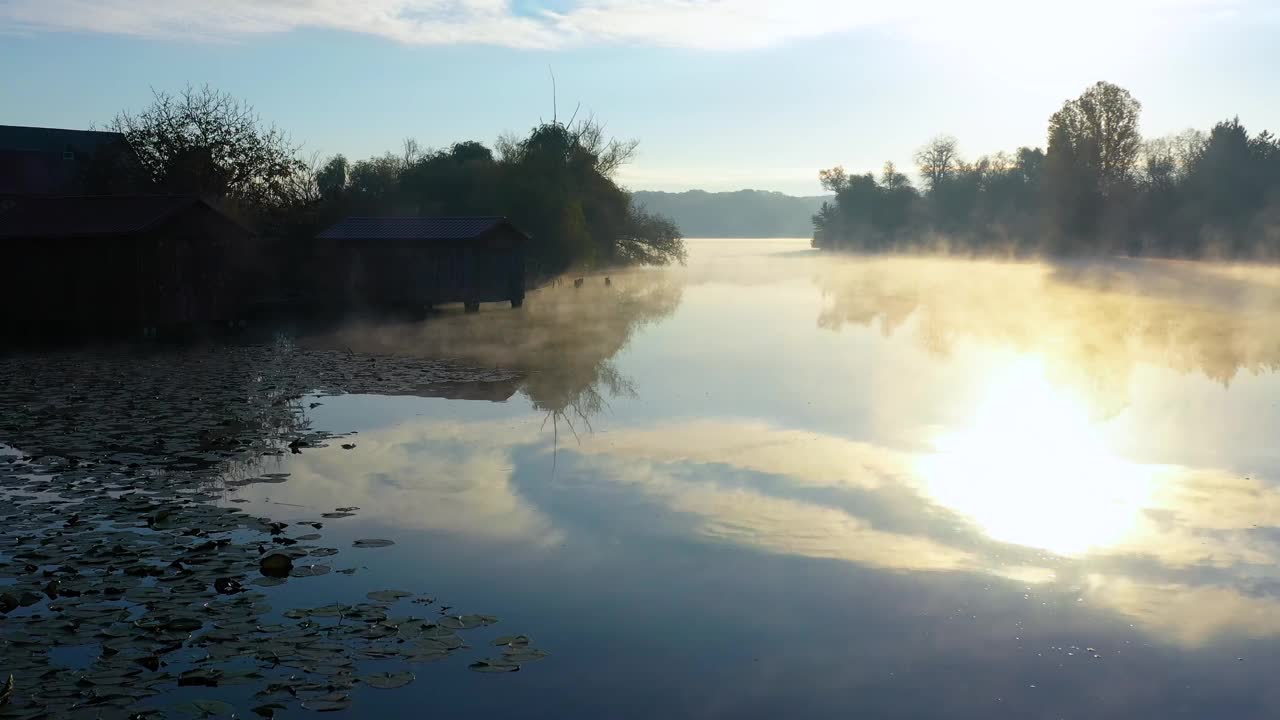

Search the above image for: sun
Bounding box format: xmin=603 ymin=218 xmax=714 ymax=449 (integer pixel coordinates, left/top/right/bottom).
xmin=916 ymin=356 xmax=1158 ymax=557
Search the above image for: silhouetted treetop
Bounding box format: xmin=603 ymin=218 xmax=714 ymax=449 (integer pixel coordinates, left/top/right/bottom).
xmin=108 ymin=85 xmax=304 ymax=211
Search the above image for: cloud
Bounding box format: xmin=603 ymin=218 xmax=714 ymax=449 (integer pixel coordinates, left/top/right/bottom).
xmin=572 ymin=450 xmax=980 ymax=572
xmin=1085 ymin=574 xmax=1280 ymax=647
xmin=574 ymin=417 xmax=1280 ymax=579
xmin=578 ymin=418 xmax=915 ymax=491
xmin=0 ymin=0 xmax=1251 ymax=50
xmin=229 ymin=417 xmax=565 ymax=546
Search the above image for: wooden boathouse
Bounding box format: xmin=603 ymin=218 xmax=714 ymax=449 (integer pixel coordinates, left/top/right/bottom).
xmin=313 ymin=216 xmax=527 ymax=312
xmin=0 ymin=195 xmax=258 ymax=340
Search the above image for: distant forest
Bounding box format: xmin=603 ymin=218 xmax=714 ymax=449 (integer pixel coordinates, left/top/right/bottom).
xmin=814 ymin=81 xmax=1280 ymax=258
xmin=89 ymin=85 xmax=685 ymax=276
xmin=632 ymin=190 xmax=829 ymax=238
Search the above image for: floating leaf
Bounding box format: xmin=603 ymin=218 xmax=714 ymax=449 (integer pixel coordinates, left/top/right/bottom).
xmin=306 ymin=604 xmax=348 ymax=617
xmin=174 ymin=699 xmax=236 ymax=716
xmin=420 ymin=626 xmax=461 ymax=642
xmin=165 ymin=616 xmax=204 ymax=633
xmin=251 ymin=576 xmax=286 ymax=587
xmin=289 ymin=564 xmax=331 ymax=578
xmin=258 ymin=553 xmax=294 ymax=578
xmin=503 ymin=648 xmax=551 ymax=662
xmin=352 ymin=539 xmax=394 ymax=548
xmin=300 ymin=697 xmax=352 ymax=712
xmin=469 ymin=659 xmax=520 ymax=673
xmin=403 ymin=649 xmax=449 ymax=663
xmin=366 ymin=590 xmax=413 ymax=603
xmin=320 ymin=512 xmax=354 ymax=519
xmin=493 ymin=635 xmax=530 ymax=647
xmin=178 ymin=668 xmax=221 ymax=687
xmin=361 ymin=671 xmax=414 ymax=689
xmin=213 ymin=577 xmax=244 ymax=595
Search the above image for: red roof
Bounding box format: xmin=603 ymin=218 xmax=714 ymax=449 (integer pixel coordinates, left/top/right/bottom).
xmin=0 ymin=195 xmax=213 ymax=239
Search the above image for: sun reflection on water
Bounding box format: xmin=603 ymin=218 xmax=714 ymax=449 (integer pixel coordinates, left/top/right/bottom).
xmin=918 ymin=356 xmax=1160 ymax=557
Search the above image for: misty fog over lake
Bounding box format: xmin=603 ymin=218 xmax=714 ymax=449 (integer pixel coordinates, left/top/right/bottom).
xmin=6 ymin=238 xmax=1280 ymax=718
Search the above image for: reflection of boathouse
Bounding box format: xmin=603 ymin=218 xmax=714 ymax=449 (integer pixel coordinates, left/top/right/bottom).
xmin=406 ymin=377 xmax=524 ymax=403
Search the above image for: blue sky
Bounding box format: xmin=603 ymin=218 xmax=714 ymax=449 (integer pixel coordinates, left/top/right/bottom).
xmin=1 ymin=0 xmax=1277 ymax=195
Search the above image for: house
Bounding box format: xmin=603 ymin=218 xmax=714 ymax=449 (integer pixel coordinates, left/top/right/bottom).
xmin=313 ymin=216 xmax=527 ymax=313
xmin=0 ymin=125 xmax=141 ymax=210
xmin=0 ymin=195 xmax=259 ymax=340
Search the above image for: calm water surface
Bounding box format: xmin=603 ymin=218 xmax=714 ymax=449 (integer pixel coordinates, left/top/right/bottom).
xmin=16 ymin=238 xmax=1280 ymax=718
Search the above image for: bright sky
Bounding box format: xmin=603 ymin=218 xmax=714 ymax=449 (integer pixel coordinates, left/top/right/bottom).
xmin=1 ymin=0 xmax=1276 ymax=195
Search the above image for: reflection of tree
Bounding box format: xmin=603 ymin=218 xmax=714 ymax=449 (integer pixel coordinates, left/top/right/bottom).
xmin=816 ymin=256 xmax=1280 ymax=413
xmin=316 ymin=270 xmax=684 ymax=432
xmin=518 ymin=275 xmax=678 ymax=424
xmin=532 ymin=361 xmax=636 ymax=441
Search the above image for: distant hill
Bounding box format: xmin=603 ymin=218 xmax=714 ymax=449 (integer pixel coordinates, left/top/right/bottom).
xmin=631 ymin=189 xmax=831 ymax=238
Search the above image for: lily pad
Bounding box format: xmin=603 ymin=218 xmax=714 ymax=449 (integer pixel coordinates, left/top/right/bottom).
xmin=503 ymin=647 xmax=551 ymax=662
xmin=361 ymin=671 xmax=414 ymax=689
xmin=258 ymin=553 xmax=294 ymax=578
xmin=174 ymin=699 xmax=236 ymax=716
xmin=352 ymin=539 xmax=394 ymax=548
xmin=289 ymin=564 xmax=332 ymax=578
xmin=300 ymin=697 xmax=352 ymax=712
xmin=366 ymin=590 xmax=413 ymax=603
xmin=468 ymin=659 xmax=520 ymax=673
xmin=403 ymin=648 xmax=449 ymax=663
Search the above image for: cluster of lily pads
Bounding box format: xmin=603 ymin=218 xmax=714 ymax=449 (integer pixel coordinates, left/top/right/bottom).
xmin=0 ymin=343 xmax=543 ymax=718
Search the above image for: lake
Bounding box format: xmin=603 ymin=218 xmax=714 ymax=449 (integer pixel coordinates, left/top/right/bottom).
xmin=4 ymin=238 xmax=1280 ymax=718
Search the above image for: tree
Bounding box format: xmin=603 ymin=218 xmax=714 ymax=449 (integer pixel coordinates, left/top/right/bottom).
xmin=1047 ymin=81 xmax=1143 ymax=193
xmin=1044 ymin=119 xmax=1101 ymax=243
xmin=915 ymin=135 xmax=961 ymax=191
xmin=819 ymin=166 xmax=849 ymax=193
xmin=493 ymin=118 xmax=681 ymax=272
xmin=108 ymin=85 xmax=303 ymax=210
xmin=617 ymin=205 xmax=686 ymax=265
xmin=879 ymin=162 xmax=911 ymax=192
xmin=347 ymin=153 xmax=407 ymax=212
xmin=316 ymin=155 xmax=349 ymax=199
xmin=875 ymin=162 xmax=916 ymax=238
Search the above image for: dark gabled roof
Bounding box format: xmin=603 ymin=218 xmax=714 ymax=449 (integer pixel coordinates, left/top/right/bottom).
xmin=0 ymin=125 xmax=133 ymax=196
xmin=316 ymin=216 xmax=524 ymax=242
xmin=0 ymin=195 xmax=222 ymax=239
xmin=0 ymin=125 xmax=125 ymax=154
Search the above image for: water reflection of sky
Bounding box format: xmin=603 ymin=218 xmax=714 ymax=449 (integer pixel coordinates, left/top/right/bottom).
xmin=234 ymin=240 xmax=1280 ymax=718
